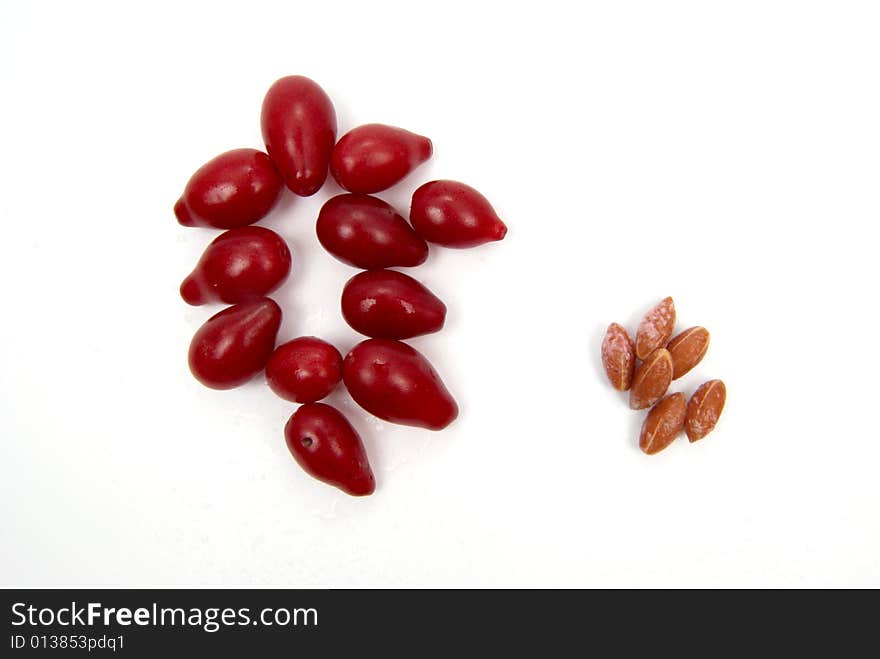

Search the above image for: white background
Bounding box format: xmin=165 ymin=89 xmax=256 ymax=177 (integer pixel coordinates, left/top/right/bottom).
xmin=1 ymin=0 xmax=878 ymax=588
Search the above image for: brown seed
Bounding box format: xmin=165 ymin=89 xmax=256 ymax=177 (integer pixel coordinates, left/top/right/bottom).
xmin=635 ymin=296 xmax=676 ymax=360
xmin=667 ymin=326 xmax=710 ymax=379
xmin=629 ymin=348 xmax=673 ymax=410
xmin=685 ymin=380 xmax=726 ymax=442
xmin=640 ymin=393 xmax=687 ymax=455
xmin=601 ymin=323 xmax=636 ymax=391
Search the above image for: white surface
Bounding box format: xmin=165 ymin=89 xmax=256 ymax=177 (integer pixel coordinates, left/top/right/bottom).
xmin=1 ymin=0 xmax=878 ymax=588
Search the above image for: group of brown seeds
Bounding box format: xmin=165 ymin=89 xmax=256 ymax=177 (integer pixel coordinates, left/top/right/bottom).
xmin=601 ymin=297 xmax=726 ymax=455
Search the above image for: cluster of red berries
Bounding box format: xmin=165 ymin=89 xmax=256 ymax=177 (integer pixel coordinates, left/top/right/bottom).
xmin=176 ymin=75 xmax=507 ymax=496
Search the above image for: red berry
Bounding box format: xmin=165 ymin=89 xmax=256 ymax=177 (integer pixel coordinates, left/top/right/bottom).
xmin=174 ymin=148 xmax=282 ymax=229
xmin=180 ymin=227 xmax=291 ymax=306
xmin=341 ymin=270 xmax=445 ymax=339
xmin=316 ymin=194 xmax=428 ymax=269
xmin=188 ymin=298 xmax=282 ymax=390
xmin=285 ymin=403 xmax=375 ymax=496
xmin=343 ymin=339 xmax=458 ymax=430
xmin=330 ymin=123 xmax=432 ymax=194
xmin=261 ymin=75 xmax=337 ymax=196
xmin=266 ymin=337 xmax=343 ymax=403
xmin=410 ymin=180 xmax=507 ymax=248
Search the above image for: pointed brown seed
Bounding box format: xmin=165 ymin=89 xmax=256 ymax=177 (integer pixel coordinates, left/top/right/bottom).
xmin=635 ymin=296 xmax=676 ymax=360
xmin=686 ymin=380 xmax=726 ymax=442
xmin=601 ymin=323 xmax=636 ymax=391
xmin=629 ymin=348 xmax=673 ymax=410
xmin=640 ymin=393 xmax=687 ymax=455
xmin=667 ymin=326 xmax=710 ymax=379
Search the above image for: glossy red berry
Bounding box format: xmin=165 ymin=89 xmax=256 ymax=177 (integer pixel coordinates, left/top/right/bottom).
xmin=341 ymin=270 xmax=446 ymax=339
xmin=188 ymin=298 xmax=282 ymax=390
xmin=174 ymin=148 xmax=283 ymax=229
xmin=284 ymin=403 xmax=375 ymax=496
xmin=261 ymin=75 xmax=337 ymax=196
xmin=316 ymin=194 xmax=428 ymax=269
xmin=410 ymin=180 xmax=507 ymax=248
xmin=330 ymin=124 xmax=432 ymax=193
xmin=266 ymin=337 xmax=343 ymax=403
xmin=343 ymin=339 xmax=458 ymax=430
xmin=180 ymin=227 xmax=291 ymax=306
